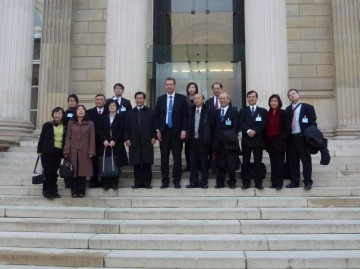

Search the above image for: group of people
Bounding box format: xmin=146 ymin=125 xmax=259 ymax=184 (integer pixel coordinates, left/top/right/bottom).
xmin=37 ymin=77 xmax=329 ymax=199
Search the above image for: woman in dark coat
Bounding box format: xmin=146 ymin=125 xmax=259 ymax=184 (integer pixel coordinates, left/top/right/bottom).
xmin=37 ymin=107 xmax=66 ymax=199
xmin=184 ymin=82 xmax=199 ymax=171
xmin=97 ymin=99 xmax=129 ymax=190
xmin=264 ymin=94 xmax=290 ymax=190
xmin=63 ymin=105 xmax=96 ymax=198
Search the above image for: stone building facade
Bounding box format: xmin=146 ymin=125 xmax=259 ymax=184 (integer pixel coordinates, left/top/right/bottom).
xmin=0 ymin=0 xmax=359 ymax=147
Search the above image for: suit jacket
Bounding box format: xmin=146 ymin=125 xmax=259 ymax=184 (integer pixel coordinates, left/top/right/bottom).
xmin=107 ymin=97 xmax=132 ymax=114
xmin=239 ymin=105 xmax=267 ymax=147
xmin=187 ymin=104 xmax=214 ymax=146
xmin=285 ymin=102 xmax=317 ymax=133
xmin=37 ymin=121 xmax=66 ymax=154
xmin=88 ymin=106 xmax=108 ymax=155
xmin=264 ymin=109 xmax=290 ymax=152
xmin=155 ymin=93 xmax=188 ymax=135
xmin=124 ymin=106 xmax=156 ymax=165
xmin=96 ymin=113 xmax=129 ymax=167
xmin=213 ymin=106 xmax=240 ymax=151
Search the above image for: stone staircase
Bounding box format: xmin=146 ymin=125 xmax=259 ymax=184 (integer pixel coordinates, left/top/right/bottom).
xmin=0 ymin=138 xmax=360 ymax=268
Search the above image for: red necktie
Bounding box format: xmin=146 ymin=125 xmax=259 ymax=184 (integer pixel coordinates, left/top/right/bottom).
xmin=215 ymin=97 xmax=219 ymax=110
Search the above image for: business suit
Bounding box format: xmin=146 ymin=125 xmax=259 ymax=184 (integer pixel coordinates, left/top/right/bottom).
xmin=213 ymin=106 xmax=240 ymax=188
xmin=88 ymin=106 xmax=107 ymax=187
xmin=186 ymin=104 xmax=214 ymax=187
xmin=107 ymin=96 xmax=132 ymax=114
xmin=125 ymin=106 xmax=156 ymax=188
xmin=238 ymin=105 xmax=267 ymax=188
xmin=285 ymin=102 xmax=316 ymax=187
xmin=155 ymin=92 xmax=188 ymax=187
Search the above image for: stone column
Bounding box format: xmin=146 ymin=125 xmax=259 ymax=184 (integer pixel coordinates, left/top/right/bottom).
xmin=333 ymin=0 xmax=360 ymax=136
xmin=0 ymin=0 xmax=35 ymax=147
xmin=245 ymin=0 xmax=289 ymax=108
xmin=105 ymin=0 xmax=149 ymax=100
xmin=37 ymin=0 xmax=72 ymax=127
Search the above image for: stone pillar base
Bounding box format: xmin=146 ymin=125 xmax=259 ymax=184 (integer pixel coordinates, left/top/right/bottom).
xmin=0 ymin=120 xmax=35 ymax=148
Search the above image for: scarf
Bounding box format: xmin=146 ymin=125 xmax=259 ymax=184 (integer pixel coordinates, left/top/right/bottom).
xmin=266 ymin=108 xmax=282 ymax=140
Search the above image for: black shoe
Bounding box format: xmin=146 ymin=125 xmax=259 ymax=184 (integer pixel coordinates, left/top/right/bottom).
xmin=256 ymin=185 xmax=264 ymax=190
xmin=78 ymin=193 xmax=85 ymax=198
xmin=201 ymin=185 xmax=208 ymax=189
xmin=286 ymin=183 xmax=299 ymax=188
xmin=131 ymin=186 xmax=139 ymax=189
xmin=276 ymin=186 xmax=282 ymax=190
xmin=71 ymin=194 xmax=78 ymax=198
xmin=174 ymin=183 xmax=181 ymax=189
xmin=144 ymin=185 xmax=152 ymax=189
xmin=160 ymin=184 xmax=169 ymax=189
xmin=215 ymin=185 xmax=224 ymax=189
xmin=304 ymin=185 xmax=312 ymax=190
xmin=186 ymin=184 xmax=198 ymax=188
xmin=44 ymin=194 xmax=54 ymax=200
xmin=229 ymin=185 xmax=236 ymax=189
xmin=53 ymin=193 xmax=61 ymax=198
xmin=241 ymin=186 xmax=250 ymax=190
xmin=270 ymin=185 xmax=276 ymax=189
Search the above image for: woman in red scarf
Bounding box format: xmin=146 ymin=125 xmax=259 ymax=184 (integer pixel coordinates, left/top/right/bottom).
xmin=264 ymin=94 xmax=290 ymax=190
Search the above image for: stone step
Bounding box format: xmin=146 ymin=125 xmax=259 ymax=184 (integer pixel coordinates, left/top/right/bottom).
xmin=1 ymin=232 xmax=360 ymax=251
xmin=1 ymin=218 xmax=360 ymax=234
xmin=3 ymin=206 xmax=360 ymax=220
xmin=1 ymin=195 xmax=360 ymax=208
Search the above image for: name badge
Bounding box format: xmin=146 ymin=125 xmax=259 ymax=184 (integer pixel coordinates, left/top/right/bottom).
xmin=67 ymin=113 xmax=73 ymax=118
xmin=302 ymin=117 xmax=309 ymax=123
xmin=225 ymin=119 xmax=232 ymax=126
xmin=120 ymin=107 xmax=126 ymax=112
xmin=255 ymin=115 xmax=262 ymax=122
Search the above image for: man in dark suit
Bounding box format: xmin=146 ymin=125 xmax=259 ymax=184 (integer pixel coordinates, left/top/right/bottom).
xmin=155 ymin=77 xmax=188 ymax=189
xmin=107 ymin=83 xmax=132 ymax=114
xmin=213 ymin=93 xmax=241 ymax=189
xmin=125 ymin=91 xmax=156 ymax=189
xmin=186 ymin=93 xmax=214 ymax=189
xmin=205 ymin=82 xmax=223 ymax=109
xmin=285 ymin=89 xmax=317 ymax=190
xmin=87 ymin=94 xmax=107 ymax=188
xmin=239 ymin=90 xmax=267 ymax=189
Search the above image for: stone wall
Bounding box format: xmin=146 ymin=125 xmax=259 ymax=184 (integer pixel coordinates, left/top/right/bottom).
xmin=71 ymin=0 xmax=107 ymax=107
xmin=286 ymin=0 xmax=336 ymax=134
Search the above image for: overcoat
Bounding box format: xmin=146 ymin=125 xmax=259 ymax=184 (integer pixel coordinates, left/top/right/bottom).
xmin=63 ymin=120 xmax=96 ymax=177
xmin=97 ymin=113 xmax=129 ymax=167
xmin=124 ymin=106 xmax=157 ymax=165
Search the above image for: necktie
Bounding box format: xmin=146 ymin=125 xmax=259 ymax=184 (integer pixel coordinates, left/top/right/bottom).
xmin=168 ymin=96 xmax=173 ymax=128
xmin=220 ymin=108 xmax=225 ymax=121
xmin=251 ymin=106 xmax=255 ymax=116
xmin=137 ymin=108 xmax=142 ymax=131
xmin=98 ymin=109 xmax=101 ymax=115
xmin=196 ymin=108 xmax=200 ymax=114
xmin=292 ymin=105 xmax=297 ymax=132
xmin=215 ymin=97 xmax=219 ymax=110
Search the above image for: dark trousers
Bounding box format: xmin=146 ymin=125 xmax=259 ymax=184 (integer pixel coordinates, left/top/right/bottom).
xmin=159 ymin=127 xmax=183 ymax=185
xmin=189 ymin=140 xmax=209 ymax=186
xmin=184 ymin=142 xmax=190 ymax=169
xmin=41 ymin=148 xmax=63 ymax=196
xmin=241 ymin=145 xmax=263 ymax=187
xmin=71 ymin=176 xmax=86 ymax=195
xmin=216 ymin=169 xmax=236 ymax=187
xmin=289 ymin=134 xmax=313 ymax=186
xmin=90 ymin=155 xmax=100 ymax=183
xmin=268 ymin=148 xmax=285 ymax=188
xmin=134 ymin=163 xmax=152 ymax=187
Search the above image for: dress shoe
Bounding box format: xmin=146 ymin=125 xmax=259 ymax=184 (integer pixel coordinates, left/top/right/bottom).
xmin=215 ymin=185 xmax=224 ymax=189
xmin=241 ymin=186 xmax=250 ymax=190
xmin=229 ymin=185 xmax=236 ymax=189
xmin=201 ymin=185 xmax=208 ymax=189
xmin=270 ymin=185 xmax=276 ymax=189
xmin=286 ymin=183 xmax=299 ymax=188
xmin=144 ymin=185 xmax=152 ymax=189
xmin=78 ymin=193 xmax=85 ymax=198
xmin=44 ymin=194 xmax=54 ymax=200
xmin=53 ymin=193 xmax=61 ymax=198
xmin=276 ymin=186 xmax=282 ymax=190
xmin=256 ymin=185 xmax=264 ymax=190
xmin=174 ymin=183 xmax=181 ymax=189
xmin=131 ymin=186 xmax=140 ymax=189
xmin=160 ymin=184 xmax=169 ymax=189
xmin=71 ymin=194 xmax=78 ymax=198
xmin=304 ymin=185 xmax=312 ymax=190
xmin=186 ymin=184 xmax=198 ymax=188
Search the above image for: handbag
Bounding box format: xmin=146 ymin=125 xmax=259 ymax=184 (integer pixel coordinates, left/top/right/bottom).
xmin=32 ymin=156 xmax=45 ymax=184
xmin=98 ymin=147 xmax=119 ymax=178
xmin=59 ymin=158 xmax=74 ymax=178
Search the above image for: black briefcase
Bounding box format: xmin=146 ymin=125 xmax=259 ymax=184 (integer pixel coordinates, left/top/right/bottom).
xmin=32 ymin=156 xmax=44 ymax=184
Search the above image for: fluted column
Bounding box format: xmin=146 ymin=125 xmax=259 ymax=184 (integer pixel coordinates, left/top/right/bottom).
xmin=0 ymin=0 xmax=35 ymax=146
xmin=105 ymin=0 xmax=148 ymax=99
xmin=333 ymin=0 xmax=360 ymax=136
xmin=37 ymin=0 xmax=72 ymax=127
xmin=245 ymin=0 xmax=289 ymax=107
